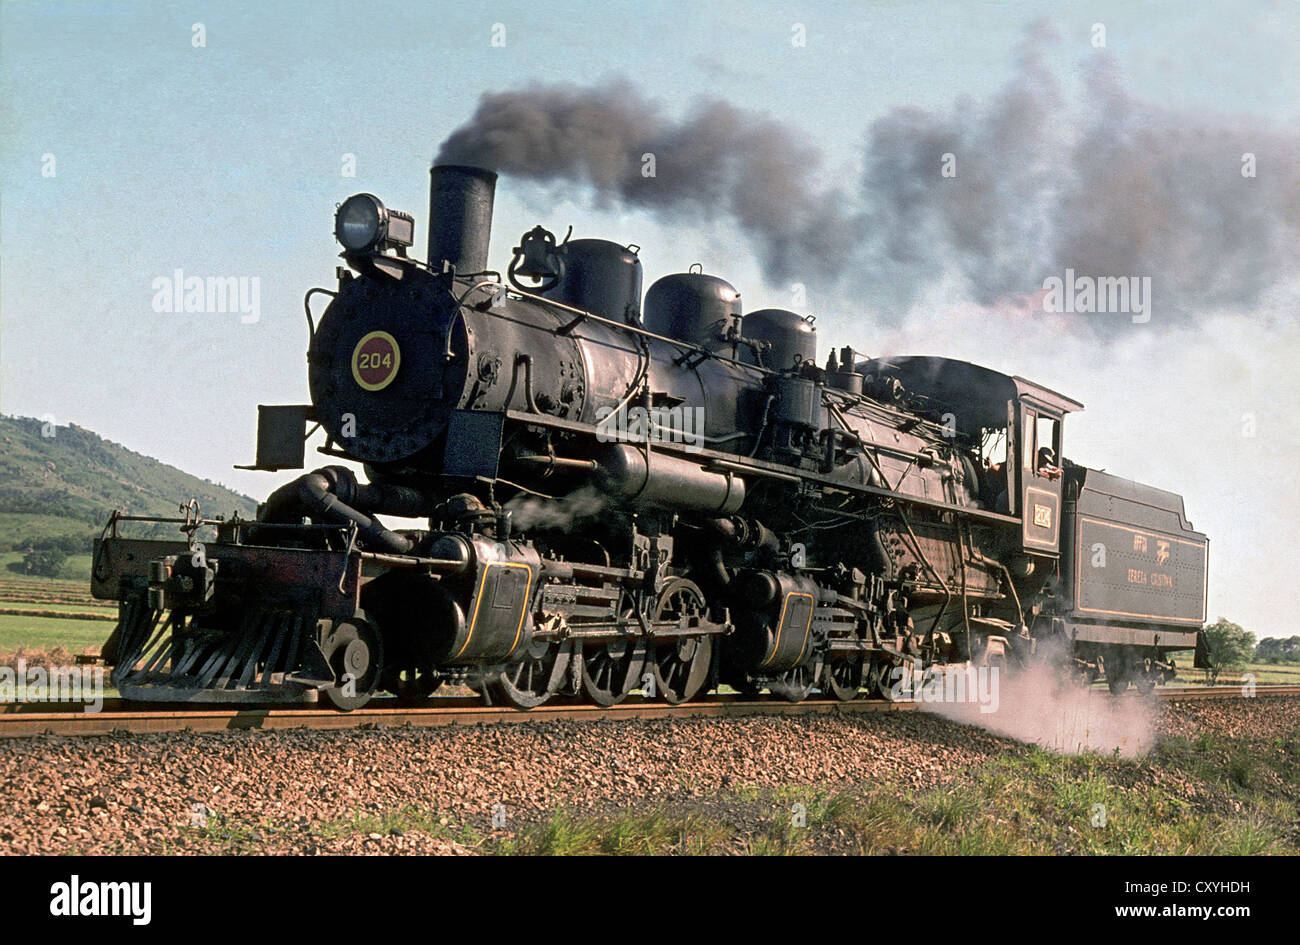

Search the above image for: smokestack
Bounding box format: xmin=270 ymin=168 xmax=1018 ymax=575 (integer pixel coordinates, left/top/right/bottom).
xmin=427 ymin=164 xmax=497 ymax=274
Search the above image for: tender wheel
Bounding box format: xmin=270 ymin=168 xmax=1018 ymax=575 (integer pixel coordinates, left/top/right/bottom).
xmin=1103 ymin=651 xmax=1129 ymax=695
xmin=768 ymin=661 xmax=819 ymax=703
xmin=649 ymin=578 xmax=713 ymax=704
xmin=482 ymin=640 xmax=571 ymax=710
xmin=1075 ymin=662 xmax=1099 ymax=688
xmin=823 ymin=657 xmax=863 ymax=702
xmin=322 ymin=618 xmax=384 ymax=711
xmin=1132 ymin=656 xmax=1157 ymax=695
xmin=581 ymin=636 xmax=646 ymax=706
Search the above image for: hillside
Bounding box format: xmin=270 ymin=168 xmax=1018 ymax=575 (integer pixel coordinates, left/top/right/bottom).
xmin=0 ymin=415 xmax=258 ymax=556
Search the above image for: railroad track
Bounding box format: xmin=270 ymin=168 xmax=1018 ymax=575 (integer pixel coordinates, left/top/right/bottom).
xmin=1 ymin=685 xmax=1296 ymax=739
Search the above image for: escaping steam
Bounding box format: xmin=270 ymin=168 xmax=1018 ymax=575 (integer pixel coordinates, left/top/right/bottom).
xmin=502 ymin=485 xmax=607 ymax=531
xmin=437 ymin=24 xmax=1298 ymax=332
xmin=919 ymin=642 xmax=1157 ymax=758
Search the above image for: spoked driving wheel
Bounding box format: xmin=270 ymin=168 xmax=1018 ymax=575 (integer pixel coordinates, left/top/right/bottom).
xmin=822 ymin=657 xmax=864 ymax=702
xmin=870 ymin=658 xmax=906 ymax=701
xmin=648 ymin=578 xmax=713 ymax=705
xmin=581 ymin=634 xmax=646 ymax=706
xmin=768 ymin=660 xmax=820 ymax=703
xmin=322 ymin=618 xmax=384 ymax=711
xmin=481 ymin=639 xmax=571 ymax=710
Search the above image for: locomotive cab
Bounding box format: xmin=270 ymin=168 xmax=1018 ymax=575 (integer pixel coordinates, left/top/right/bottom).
xmin=1015 ymin=389 xmax=1079 ymax=555
xmin=860 ymin=357 xmax=1082 ymax=555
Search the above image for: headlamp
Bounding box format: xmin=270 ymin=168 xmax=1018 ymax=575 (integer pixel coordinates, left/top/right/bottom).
xmin=335 ymin=193 xmax=414 ymax=254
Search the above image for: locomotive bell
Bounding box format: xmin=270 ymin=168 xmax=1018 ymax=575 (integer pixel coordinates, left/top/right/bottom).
xmin=511 ymin=226 xmax=565 ymax=283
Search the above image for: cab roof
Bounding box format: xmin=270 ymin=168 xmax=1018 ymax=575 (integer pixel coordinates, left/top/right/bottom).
xmin=859 ymin=356 xmax=1084 ymax=431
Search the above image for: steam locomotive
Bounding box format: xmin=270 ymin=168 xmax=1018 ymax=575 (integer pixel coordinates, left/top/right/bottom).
xmin=92 ymin=165 xmax=1209 ymax=710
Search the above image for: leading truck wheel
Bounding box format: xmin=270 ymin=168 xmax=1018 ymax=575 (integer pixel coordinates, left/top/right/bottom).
xmin=322 ymin=619 xmax=384 ymax=711
xmin=385 ymin=668 xmax=443 ymax=706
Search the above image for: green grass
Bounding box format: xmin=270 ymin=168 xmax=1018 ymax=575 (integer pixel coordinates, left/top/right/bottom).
xmin=0 ymin=567 xmax=116 ymax=657
xmin=499 ymin=808 xmax=732 ymax=855
xmin=826 ymin=734 xmax=1295 ymax=854
xmin=1174 ymin=661 xmax=1300 ymax=686
xmin=315 ymin=806 xmax=485 ymax=845
xmin=0 ymin=613 xmax=109 ymax=655
xmin=179 ymin=804 xmax=489 ymax=852
xmin=494 ymin=725 xmax=1298 ymax=855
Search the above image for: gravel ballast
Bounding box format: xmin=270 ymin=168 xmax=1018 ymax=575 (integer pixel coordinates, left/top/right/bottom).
xmin=1 ymin=695 xmax=1294 ymax=855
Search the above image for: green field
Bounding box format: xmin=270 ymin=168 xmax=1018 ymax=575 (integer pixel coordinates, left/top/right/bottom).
xmin=0 ymin=571 xmax=115 ymax=661
xmin=0 ymin=551 xmax=95 ymax=582
xmin=0 ymin=613 xmax=109 ymax=656
xmin=0 ymin=513 xmax=100 ymax=548
xmin=1174 ymin=662 xmax=1300 ymax=687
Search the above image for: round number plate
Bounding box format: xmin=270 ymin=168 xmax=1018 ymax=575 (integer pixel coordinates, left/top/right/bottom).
xmin=351 ymin=330 xmax=401 ymax=391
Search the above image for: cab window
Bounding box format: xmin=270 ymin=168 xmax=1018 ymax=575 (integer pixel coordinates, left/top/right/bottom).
xmin=1034 ymin=415 xmax=1060 ymax=478
xmin=978 ymin=427 xmax=1010 ymax=511
xmin=980 ymin=427 xmax=1007 ymax=466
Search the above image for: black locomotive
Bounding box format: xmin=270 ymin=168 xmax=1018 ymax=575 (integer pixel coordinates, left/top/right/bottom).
xmin=92 ymin=165 xmax=1210 ymax=709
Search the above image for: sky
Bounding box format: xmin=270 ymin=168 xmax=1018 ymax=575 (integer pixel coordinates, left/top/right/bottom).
xmin=1 ymin=0 xmax=1297 ymax=639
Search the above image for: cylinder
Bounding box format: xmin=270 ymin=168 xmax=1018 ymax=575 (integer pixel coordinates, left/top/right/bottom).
xmin=427 ymin=165 xmax=497 ymax=274
xmin=729 ymin=570 xmax=820 ymax=673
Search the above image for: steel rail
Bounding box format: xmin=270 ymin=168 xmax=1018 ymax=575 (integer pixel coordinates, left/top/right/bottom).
xmin=0 ymin=686 xmax=1296 ymax=739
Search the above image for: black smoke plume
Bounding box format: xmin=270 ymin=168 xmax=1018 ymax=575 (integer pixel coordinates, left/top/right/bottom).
xmin=437 ymin=29 xmax=1297 ymax=329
